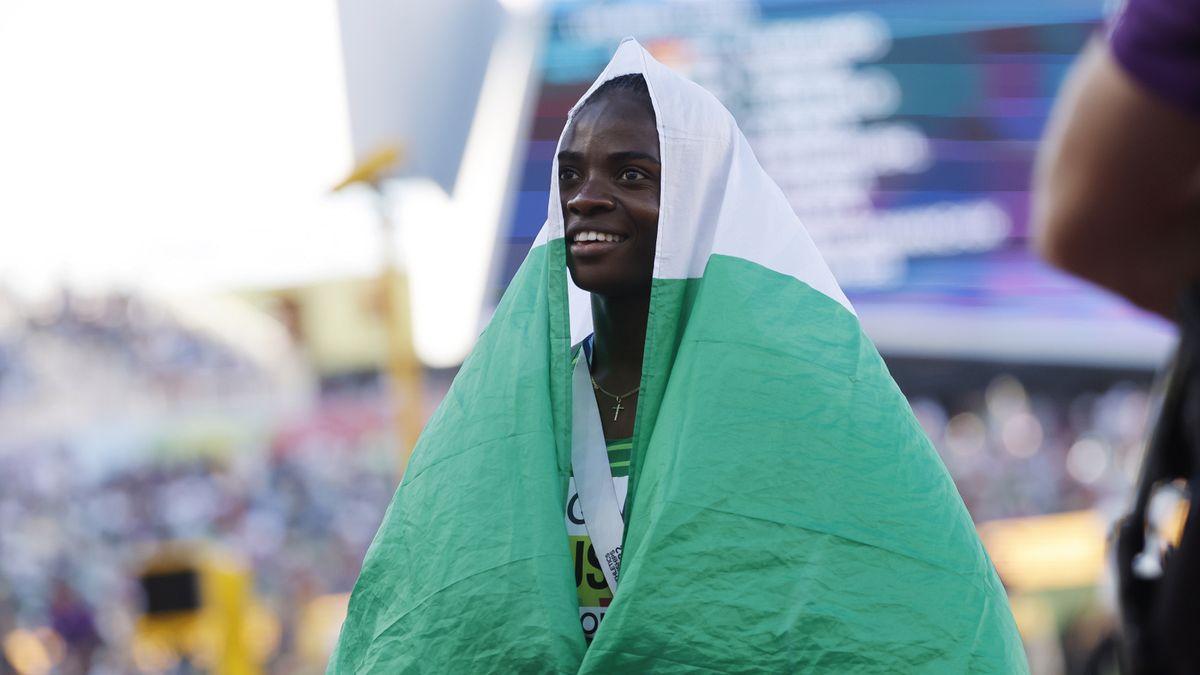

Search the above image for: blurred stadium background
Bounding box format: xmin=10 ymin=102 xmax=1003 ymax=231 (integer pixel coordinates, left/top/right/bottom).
xmin=0 ymin=0 xmax=1180 ymax=673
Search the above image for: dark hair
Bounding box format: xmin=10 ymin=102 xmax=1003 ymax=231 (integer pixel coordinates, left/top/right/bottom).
xmin=579 ymin=73 xmax=655 ymax=120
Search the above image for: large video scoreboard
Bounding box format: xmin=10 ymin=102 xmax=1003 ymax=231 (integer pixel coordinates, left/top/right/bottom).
xmin=504 ymin=0 xmax=1174 ymax=367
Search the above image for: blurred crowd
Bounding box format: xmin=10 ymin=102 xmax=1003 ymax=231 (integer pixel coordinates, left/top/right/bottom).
xmin=0 ymin=289 xmax=393 ymax=674
xmin=0 ymin=288 xmax=307 ymax=443
xmin=0 ymin=287 xmax=1157 ymax=674
xmin=912 ymin=374 xmax=1150 ymax=524
xmin=0 ymin=418 xmax=397 ymax=674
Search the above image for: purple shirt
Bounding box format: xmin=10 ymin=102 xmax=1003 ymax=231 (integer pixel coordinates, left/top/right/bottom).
xmin=1110 ymin=0 xmax=1200 ymax=116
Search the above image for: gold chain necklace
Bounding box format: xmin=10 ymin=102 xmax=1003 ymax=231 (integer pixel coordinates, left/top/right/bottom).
xmin=591 ymin=376 xmax=639 ymax=422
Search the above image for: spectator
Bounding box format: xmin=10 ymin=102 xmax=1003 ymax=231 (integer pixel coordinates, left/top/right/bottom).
xmin=1033 ymin=1 xmax=1200 ymax=671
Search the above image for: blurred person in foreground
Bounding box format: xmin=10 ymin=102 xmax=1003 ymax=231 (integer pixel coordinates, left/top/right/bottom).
xmin=329 ymin=40 xmax=1025 ymax=673
xmin=1033 ymin=1 xmax=1200 ymax=672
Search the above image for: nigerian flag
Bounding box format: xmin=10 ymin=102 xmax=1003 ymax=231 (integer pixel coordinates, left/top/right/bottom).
xmin=328 ymin=39 xmax=1027 ymax=673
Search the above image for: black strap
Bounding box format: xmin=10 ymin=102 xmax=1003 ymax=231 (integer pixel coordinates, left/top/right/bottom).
xmin=1118 ymin=283 xmax=1200 ymax=674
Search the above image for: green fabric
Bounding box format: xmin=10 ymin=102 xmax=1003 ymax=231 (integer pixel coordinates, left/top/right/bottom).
xmin=328 ymin=246 xmax=1027 ymax=673
xmin=589 ymin=255 xmax=1024 ymax=672
xmin=329 ymin=241 xmax=584 ymax=672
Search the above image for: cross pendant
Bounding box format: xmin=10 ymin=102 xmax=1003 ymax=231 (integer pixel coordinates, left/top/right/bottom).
xmin=612 ymin=399 xmax=624 ymax=422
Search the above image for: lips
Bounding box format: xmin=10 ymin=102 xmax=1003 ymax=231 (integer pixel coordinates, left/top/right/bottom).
xmin=567 ymin=227 xmax=629 ymax=258
xmin=572 ymin=229 xmax=624 ymax=243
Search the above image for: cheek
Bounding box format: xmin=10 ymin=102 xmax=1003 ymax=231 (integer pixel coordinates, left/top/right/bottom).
xmin=631 ymin=195 xmax=660 ymax=237
xmin=633 ymin=201 xmax=659 ymax=265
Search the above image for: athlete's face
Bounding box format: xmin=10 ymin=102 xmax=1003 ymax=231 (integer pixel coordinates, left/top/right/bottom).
xmin=559 ymin=93 xmax=660 ymax=298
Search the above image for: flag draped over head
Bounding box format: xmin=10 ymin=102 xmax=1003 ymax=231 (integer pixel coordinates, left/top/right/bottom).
xmin=329 ymin=39 xmax=1027 ymax=674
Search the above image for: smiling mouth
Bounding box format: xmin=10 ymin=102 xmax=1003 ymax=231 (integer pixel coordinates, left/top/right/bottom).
xmin=569 ymin=229 xmax=628 ymax=256
xmin=572 ymin=230 xmax=627 ymax=244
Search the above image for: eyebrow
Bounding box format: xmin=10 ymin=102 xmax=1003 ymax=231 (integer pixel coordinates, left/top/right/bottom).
xmin=557 ymin=150 xmax=661 ymax=165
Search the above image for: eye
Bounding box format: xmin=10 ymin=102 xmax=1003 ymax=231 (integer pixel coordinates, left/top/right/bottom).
xmin=558 ymin=167 xmax=580 ymax=182
xmin=620 ymin=168 xmax=647 ymax=181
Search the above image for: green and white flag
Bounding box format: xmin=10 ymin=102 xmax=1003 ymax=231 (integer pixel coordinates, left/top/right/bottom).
xmin=329 ymin=39 xmax=1027 ymax=673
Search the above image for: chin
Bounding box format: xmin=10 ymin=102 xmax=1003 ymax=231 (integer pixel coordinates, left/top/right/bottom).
xmin=567 ymin=270 xmax=617 ymax=295
xmin=569 ymin=271 xmax=649 ymax=299
xmin=566 ymin=251 xmax=654 ymax=298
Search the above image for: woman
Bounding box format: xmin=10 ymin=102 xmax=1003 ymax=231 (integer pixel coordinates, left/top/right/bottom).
xmin=330 ymin=40 xmax=1025 ymax=673
xmin=556 ymin=72 xmax=660 ymax=641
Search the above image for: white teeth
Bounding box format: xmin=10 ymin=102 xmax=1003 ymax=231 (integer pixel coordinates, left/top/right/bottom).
xmin=573 ymin=230 xmax=624 ymax=243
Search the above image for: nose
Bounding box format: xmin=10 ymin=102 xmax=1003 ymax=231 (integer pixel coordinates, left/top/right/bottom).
xmin=566 ymin=176 xmax=615 ymax=216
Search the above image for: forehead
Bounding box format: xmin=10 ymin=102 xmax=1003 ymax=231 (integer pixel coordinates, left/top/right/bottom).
xmin=560 ymin=94 xmax=659 ymax=158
